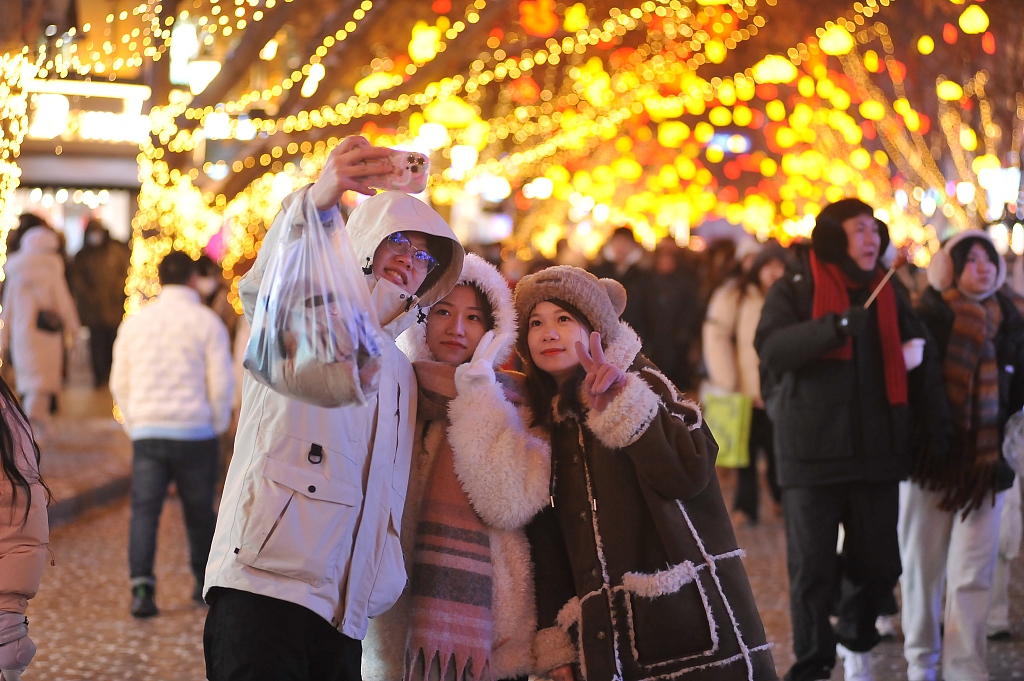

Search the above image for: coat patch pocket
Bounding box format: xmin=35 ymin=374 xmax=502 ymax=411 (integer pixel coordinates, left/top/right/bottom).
xmin=624 ymin=566 xmax=716 ymax=667
xmin=365 ymin=492 xmax=408 ymax=618
xmin=235 ymin=458 xmax=362 ymax=587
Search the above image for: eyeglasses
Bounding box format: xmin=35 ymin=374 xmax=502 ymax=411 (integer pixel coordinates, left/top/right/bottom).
xmin=385 ymin=232 xmax=438 ymax=273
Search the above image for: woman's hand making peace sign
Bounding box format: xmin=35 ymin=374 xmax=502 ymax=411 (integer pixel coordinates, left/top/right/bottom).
xmin=575 ymin=331 xmax=627 ymax=412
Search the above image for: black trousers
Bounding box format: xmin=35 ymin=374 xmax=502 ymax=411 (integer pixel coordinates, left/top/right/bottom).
xmin=781 ymin=481 xmax=901 ymax=681
xmin=204 ymin=588 xmax=361 ymax=681
xmin=89 ymin=324 xmax=119 ymax=387
xmin=733 ymin=407 xmax=781 ymax=522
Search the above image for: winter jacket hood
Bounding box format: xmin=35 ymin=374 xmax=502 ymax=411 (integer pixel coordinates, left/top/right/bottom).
xmin=926 ymin=229 xmax=1006 ymax=297
xmin=347 ymin=191 xmax=465 ymax=308
xmin=4 ymin=229 xmax=65 ymax=283
xmin=16 ymin=228 xmax=60 ymax=255
xmin=398 ymin=253 xmax=516 ymax=367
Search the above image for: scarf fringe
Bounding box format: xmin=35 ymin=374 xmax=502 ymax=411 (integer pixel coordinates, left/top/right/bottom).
xmin=916 ymin=289 xmax=1004 ymax=517
xmin=406 ymin=648 xmax=493 ymax=681
xmin=912 ymin=458 xmax=999 ymax=518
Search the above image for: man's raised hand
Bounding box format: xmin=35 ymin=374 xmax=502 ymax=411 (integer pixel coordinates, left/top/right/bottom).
xmin=310 ymin=136 xmax=393 ymax=210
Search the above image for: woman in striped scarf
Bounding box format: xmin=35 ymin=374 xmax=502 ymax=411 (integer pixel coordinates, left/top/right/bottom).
xmin=362 ymin=254 xmax=554 ymax=681
xmin=900 ymin=230 xmax=1024 ymax=681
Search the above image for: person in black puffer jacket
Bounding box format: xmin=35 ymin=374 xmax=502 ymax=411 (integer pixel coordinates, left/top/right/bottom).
xmin=754 ymin=199 xmax=949 ymax=681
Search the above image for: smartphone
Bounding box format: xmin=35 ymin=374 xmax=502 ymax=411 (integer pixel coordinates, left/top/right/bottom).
xmin=369 ymin=149 xmax=430 ymax=194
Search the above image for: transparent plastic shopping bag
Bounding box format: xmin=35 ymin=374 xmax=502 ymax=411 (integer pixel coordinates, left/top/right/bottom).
xmin=244 ymin=191 xmax=384 ymax=407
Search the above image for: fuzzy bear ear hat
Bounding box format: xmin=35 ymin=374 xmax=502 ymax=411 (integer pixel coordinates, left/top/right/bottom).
xmin=513 ymin=265 xmax=628 ymax=347
xmin=926 ymin=229 xmax=1006 ymax=295
xmin=398 ymin=253 xmax=517 ymax=367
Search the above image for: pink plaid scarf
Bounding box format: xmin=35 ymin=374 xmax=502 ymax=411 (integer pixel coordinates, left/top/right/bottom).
xmin=407 ymin=362 xmax=494 ymax=681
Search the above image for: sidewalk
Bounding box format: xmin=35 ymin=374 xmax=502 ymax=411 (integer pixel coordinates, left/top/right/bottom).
xmin=41 ymin=383 xmax=133 ymax=527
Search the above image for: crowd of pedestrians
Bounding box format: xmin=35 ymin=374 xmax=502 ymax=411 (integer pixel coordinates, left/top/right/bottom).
xmin=0 ymin=136 xmax=1021 ymax=681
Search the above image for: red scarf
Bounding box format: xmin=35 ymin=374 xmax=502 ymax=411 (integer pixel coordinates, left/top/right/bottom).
xmin=810 ymin=251 xmax=907 ymax=405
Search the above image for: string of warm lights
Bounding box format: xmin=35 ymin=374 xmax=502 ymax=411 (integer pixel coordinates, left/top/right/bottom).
xmin=128 ymin=0 xmax=968 ymax=304
xmin=838 ymin=31 xmax=976 ymax=231
xmin=283 ymin=0 xmax=894 ymax=252
xmin=195 ymin=0 xmax=380 ymax=116
xmin=190 ymin=0 xmax=281 ymax=42
xmin=0 ymin=51 xmax=31 ymax=294
xmin=161 ymin=0 xmax=675 ymax=149
xmin=153 ymin=0 xmax=775 ymax=217
xmin=36 ymin=4 xmax=157 ymax=79
xmin=441 ymin=0 xmax=887 ymax=186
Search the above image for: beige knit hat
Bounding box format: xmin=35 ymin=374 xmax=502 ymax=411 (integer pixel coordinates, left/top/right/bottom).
xmin=513 ymin=265 xmax=627 ymax=344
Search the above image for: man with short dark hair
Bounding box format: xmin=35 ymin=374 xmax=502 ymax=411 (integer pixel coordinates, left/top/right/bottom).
xmin=755 ymin=198 xmax=949 ymax=681
xmin=110 ymin=250 xmax=235 ymax=618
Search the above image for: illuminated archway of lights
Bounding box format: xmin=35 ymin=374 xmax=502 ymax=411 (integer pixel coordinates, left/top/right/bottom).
xmin=15 ymin=0 xmax=1017 ymax=306
xmin=0 ymin=51 xmax=32 ymax=304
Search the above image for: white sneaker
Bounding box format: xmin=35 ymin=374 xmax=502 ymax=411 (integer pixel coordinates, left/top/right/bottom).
xmin=874 ymin=614 xmax=897 ymax=639
xmin=836 ymin=643 xmax=874 ymax=681
xmin=906 ymin=664 xmax=936 ymax=681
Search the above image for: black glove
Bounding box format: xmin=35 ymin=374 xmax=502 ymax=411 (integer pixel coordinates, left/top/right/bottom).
xmin=835 ymin=306 xmax=868 ymax=338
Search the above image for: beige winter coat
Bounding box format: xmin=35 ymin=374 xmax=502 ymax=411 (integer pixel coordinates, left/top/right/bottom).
xmin=205 ymin=188 xmax=464 ymax=640
xmin=702 ymin=278 xmax=765 ymax=401
xmin=0 ymin=398 xmax=48 ymax=614
xmin=1 ymin=229 xmax=80 ymax=395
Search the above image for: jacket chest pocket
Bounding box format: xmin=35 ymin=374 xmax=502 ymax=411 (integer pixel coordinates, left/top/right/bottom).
xmin=235 ymin=458 xmax=362 ymax=587
xmin=621 ymin=562 xmax=717 ymax=667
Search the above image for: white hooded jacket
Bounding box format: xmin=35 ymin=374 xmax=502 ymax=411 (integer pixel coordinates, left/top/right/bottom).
xmin=205 ymin=188 xmax=464 ymax=640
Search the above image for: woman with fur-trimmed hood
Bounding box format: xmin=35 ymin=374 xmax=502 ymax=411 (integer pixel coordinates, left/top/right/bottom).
xmin=515 ymin=266 xmax=776 ymax=681
xmin=362 ymin=254 xmax=552 ymax=681
xmin=899 ymin=230 xmax=1024 ymax=681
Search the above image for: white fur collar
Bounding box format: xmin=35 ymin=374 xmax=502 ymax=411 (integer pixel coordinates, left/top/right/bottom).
xmin=604 ymin=323 xmax=643 ymax=371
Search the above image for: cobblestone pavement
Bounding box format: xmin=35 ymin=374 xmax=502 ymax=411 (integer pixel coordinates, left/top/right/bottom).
xmin=735 ymin=508 xmax=1024 ymax=681
xmin=23 ymin=491 xmax=1024 ymax=680
xmin=29 ymin=499 xmax=209 ymax=680
xmin=18 ymin=344 xmax=1024 ymax=679
xmin=43 ymin=404 xmax=132 ymax=527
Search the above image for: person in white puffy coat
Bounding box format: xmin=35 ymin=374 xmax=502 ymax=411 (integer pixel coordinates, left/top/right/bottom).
xmin=363 ymin=254 xmax=551 ymax=681
xmin=110 ymin=251 xmax=235 ymax=618
xmin=203 ymin=137 xmax=465 ymax=681
xmin=0 ymin=225 xmax=80 ymax=441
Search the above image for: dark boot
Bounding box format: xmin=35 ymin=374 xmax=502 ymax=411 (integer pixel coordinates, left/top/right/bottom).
xmin=130 ymin=583 xmax=158 ymax=618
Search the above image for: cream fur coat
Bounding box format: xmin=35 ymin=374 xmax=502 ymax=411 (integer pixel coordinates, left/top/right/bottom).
xmin=362 ymin=255 xmax=552 ymax=681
